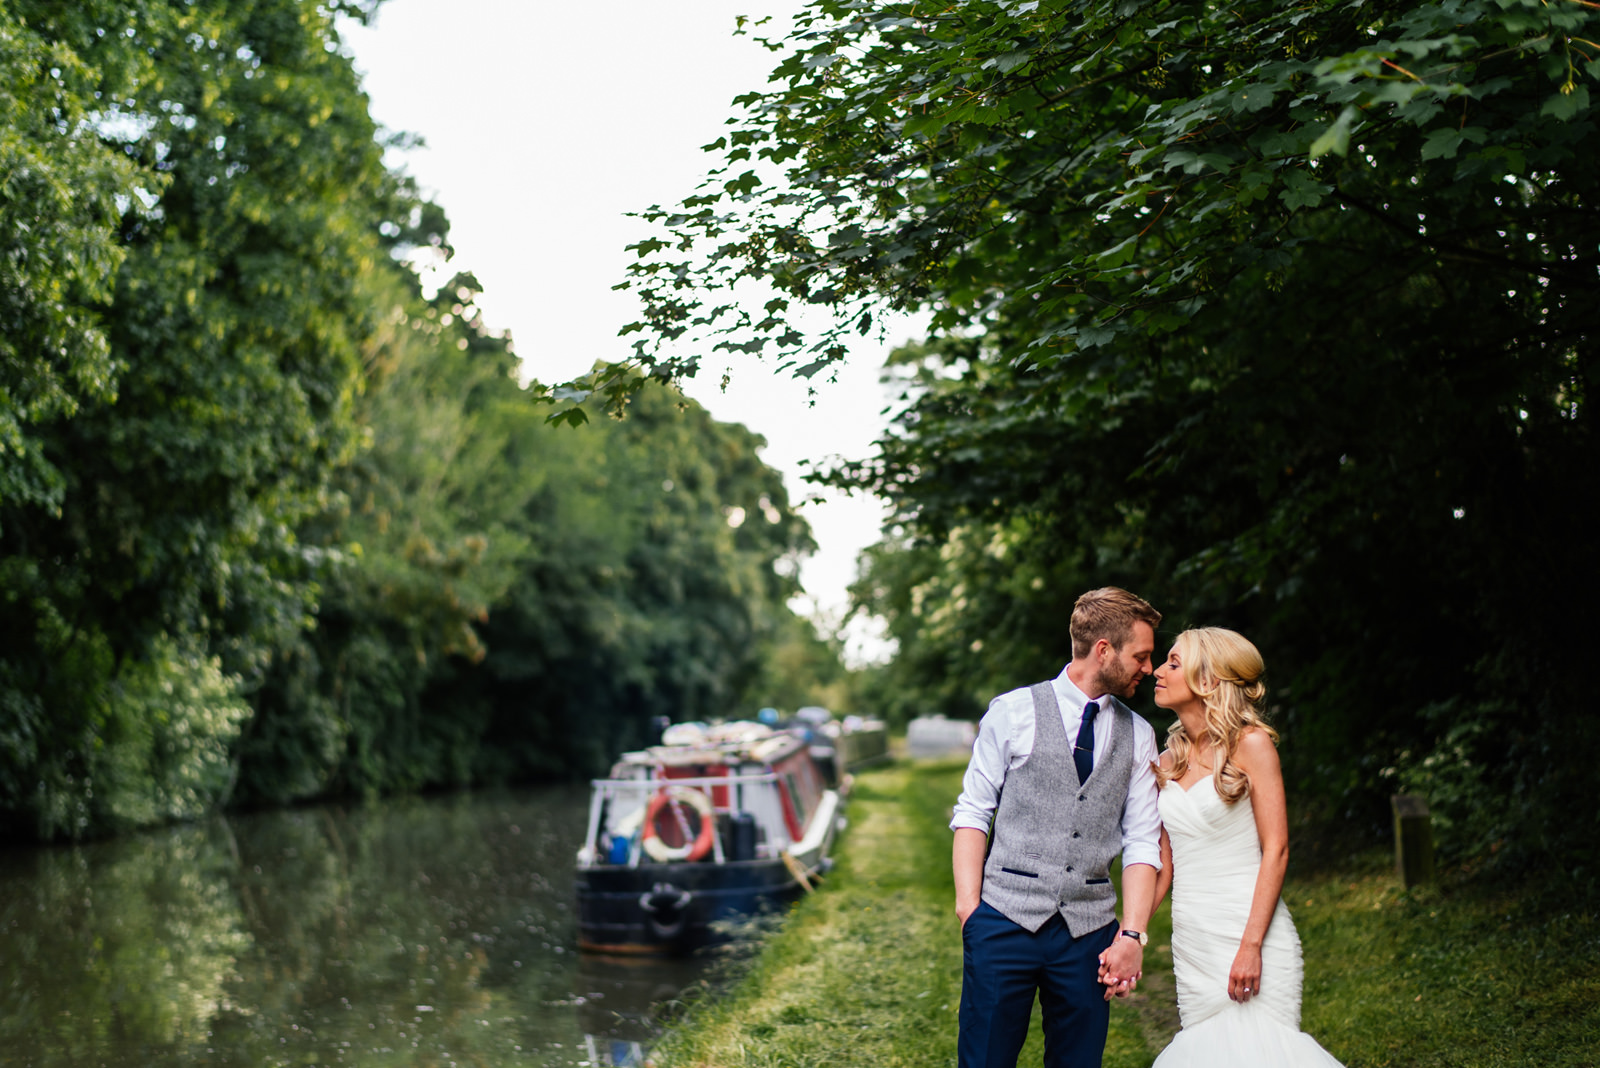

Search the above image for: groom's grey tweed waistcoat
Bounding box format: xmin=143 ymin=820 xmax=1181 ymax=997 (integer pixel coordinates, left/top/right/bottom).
xmin=980 ymin=681 xmax=1134 ymax=936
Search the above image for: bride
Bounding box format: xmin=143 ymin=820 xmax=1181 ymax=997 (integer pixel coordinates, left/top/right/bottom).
xmin=1138 ymin=627 xmax=1344 ymax=1067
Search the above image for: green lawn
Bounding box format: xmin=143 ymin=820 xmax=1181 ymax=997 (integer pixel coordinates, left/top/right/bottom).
xmin=652 ymin=762 xmax=1599 ymax=1068
xmin=1290 ymin=865 xmax=1600 ymax=1066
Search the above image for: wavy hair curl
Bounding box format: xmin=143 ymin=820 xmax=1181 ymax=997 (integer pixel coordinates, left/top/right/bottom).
xmin=1154 ymin=627 xmax=1278 ymax=804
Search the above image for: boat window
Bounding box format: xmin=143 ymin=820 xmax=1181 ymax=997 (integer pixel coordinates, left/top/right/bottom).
xmin=784 ymin=772 xmax=808 ymax=826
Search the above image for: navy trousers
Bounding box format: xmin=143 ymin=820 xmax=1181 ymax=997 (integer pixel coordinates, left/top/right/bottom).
xmin=958 ymin=901 xmax=1117 ymax=1068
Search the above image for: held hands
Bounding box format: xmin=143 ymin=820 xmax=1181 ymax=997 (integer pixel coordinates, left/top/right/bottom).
xmin=1097 ymin=937 xmax=1144 ymax=1000
xmin=1228 ymin=945 xmax=1263 ymax=1003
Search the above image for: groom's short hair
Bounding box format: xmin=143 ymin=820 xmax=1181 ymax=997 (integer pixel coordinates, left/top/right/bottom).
xmin=1070 ymin=587 xmax=1162 ymax=660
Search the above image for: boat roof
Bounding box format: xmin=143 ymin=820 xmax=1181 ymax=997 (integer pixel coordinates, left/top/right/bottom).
xmin=611 ymin=721 xmax=804 ymax=773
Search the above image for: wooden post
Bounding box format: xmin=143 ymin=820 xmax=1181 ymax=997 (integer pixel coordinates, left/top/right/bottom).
xmin=1391 ymin=794 xmax=1435 ymax=888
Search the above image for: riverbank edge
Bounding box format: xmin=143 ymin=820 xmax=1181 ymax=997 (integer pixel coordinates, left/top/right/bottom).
xmin=648 ymin=761 xmax=1599 ymax=1068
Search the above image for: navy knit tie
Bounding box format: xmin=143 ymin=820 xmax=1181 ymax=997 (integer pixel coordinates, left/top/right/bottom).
xmin=1074 ymin=700 xmax=1098 ymax=785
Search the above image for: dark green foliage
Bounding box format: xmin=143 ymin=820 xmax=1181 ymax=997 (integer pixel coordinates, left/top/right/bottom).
xmin=0 ymin=1 xmax=843 ymax=837
xmin=238 ymin=271 xmax=819 ymax=800
xmin=616 ymin=0 xmax=1600 ymax=874
xmin=459 ymin=371 xmax=817 ymax=782
xmin=0 ymin=0 xmax=144 ymax=515
xmin=1 ymin=0 xmax=393 ymax=836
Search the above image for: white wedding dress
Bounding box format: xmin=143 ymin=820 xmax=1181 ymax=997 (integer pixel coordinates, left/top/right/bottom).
xmin=1152 ymin=776 xmax=1344 ymax=1067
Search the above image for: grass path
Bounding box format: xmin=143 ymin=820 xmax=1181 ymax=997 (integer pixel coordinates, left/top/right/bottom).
xmin=653 ymin=762 xmax=1599 ymax=1068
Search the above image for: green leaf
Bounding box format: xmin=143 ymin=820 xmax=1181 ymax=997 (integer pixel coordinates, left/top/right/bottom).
xmin=1279 ymin=168 xmax=1332 ymax=210
xmin=1236 ymin=81 xmax=1280 ymax=113
xmin=1163 ymin=148 xmax=1198 ymax=172
xmin=1541 ymin=84 xmax=1591 ymax=121
xmin=545 ymin=406 xmax=590 ymax=427
xmin=1310 ymin=106 xmax=1358 ymax=158
xmin=983 ymin=50 xmax=1032 ymax=74
xmin=1074 ymin=324 xmax=1118 ymax=348
xmin=1420 ymin=125 xmax=1487 ymax=161
xmin=903 ymin=112 xmax=950 ymax=138
xmin=1097 ymin=236 xmax=1139 ymax=268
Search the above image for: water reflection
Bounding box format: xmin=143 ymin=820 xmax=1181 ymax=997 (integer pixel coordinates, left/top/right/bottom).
xmin=0 ymin=788 xmax=711 ymax=1068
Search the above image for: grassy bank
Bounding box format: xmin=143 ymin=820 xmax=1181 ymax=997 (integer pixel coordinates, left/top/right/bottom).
xmin=653 ymin=762 xmax=1598 ymax=1068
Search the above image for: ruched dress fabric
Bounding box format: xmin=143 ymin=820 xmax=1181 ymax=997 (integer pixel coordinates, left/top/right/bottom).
xmin=1152 ymin=776 xmax=1344 ymax=1068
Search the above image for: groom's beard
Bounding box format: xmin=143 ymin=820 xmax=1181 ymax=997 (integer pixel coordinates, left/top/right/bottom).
xmin=1094 ymin=658 xmax=1142 ymax=699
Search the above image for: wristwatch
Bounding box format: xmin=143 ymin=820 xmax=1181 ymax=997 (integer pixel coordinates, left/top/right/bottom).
xmin=1119 ymin=929 xmax=1148 ymax=946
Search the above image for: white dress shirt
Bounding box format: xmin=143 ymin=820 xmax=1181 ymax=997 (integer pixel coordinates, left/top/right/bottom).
xmin=950 ymin=663 xmax=1163 ymax=871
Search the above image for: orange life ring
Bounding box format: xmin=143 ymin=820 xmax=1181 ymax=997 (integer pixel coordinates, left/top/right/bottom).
xmin=641 ymin=786 xmax=716 ymax=862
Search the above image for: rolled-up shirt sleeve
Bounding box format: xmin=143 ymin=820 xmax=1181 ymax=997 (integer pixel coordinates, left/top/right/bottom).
xmin=1119 ymin=717 xmax=1163 ymax=870
xmin=949 ymin=696 xmax=1018 ymax=833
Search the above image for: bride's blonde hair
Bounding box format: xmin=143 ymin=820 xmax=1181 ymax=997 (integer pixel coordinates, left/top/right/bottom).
xmin=1154 ymin=627 xmax=1277 ymax=804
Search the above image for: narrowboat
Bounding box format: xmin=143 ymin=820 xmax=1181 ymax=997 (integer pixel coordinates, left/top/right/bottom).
xmin=790 ymin=706 xmax=889 ymax=787
xmin=574 ymin=721 xmax=841 ymax=955
xmin=823 ymin=712 xmax=891 ymax=775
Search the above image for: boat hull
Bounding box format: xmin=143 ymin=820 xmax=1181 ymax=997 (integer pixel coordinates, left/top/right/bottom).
xmin=575 ymin=857 xmax=812 ymax=955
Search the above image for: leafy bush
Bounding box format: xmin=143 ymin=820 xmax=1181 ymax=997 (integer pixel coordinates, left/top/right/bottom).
xmin=98 ymin=636 xmax=250 ymax=827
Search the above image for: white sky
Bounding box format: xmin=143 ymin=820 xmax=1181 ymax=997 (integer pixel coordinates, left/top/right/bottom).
xmin=342 ymin=1 xmax=916 ymax=663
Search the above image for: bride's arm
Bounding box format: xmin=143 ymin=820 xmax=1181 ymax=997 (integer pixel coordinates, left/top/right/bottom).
xmin=1151 ymin=751 xmax=1175 ymax=912
xmin=1152 ymin=825 xmax=1173 ymax=912
xmin=1230 ymin=728 xmax=1289 ymax=1003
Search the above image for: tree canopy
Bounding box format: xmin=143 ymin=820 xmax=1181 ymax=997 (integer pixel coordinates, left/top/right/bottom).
xmin=1 ymin=0 xmax=405 ymax=836
xmin=616 ymin=0 xmax=1597 ymax=378
xmin=615 ymin=0 xmax=1599 ymax=867
xmin=0 ymin=0 xmax=843 ymax=839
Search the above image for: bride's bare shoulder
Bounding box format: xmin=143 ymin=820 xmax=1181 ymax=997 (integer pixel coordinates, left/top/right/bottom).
xmin=1234 ymin=727 xmax=1280 ymax=769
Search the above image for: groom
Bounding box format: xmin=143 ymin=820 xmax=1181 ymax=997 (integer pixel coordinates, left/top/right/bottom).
xmin=952 ymin=587 xmax=1164 ymax=1068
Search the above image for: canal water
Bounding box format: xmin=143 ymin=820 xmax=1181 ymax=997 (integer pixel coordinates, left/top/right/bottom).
xmin=0 ymin=787 xmax=713 ymax=1068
